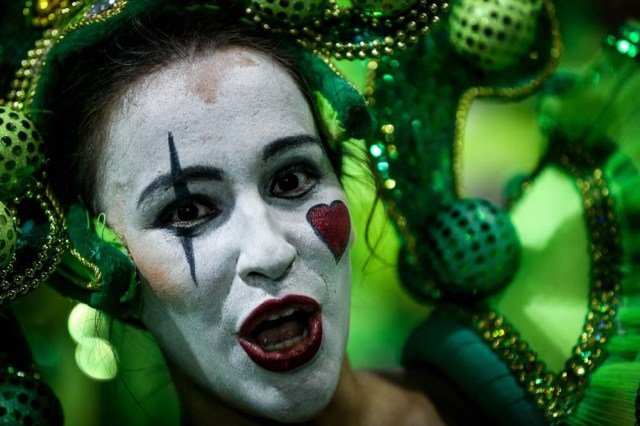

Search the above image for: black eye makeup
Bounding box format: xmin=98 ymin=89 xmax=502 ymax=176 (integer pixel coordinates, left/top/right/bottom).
xmin=268 ymin=163 xmax=325 ymax=199
xmin=155 ymin=195 xmax=220 ymax=234
xmin=143 ymin=133 xmax=331 ymax=236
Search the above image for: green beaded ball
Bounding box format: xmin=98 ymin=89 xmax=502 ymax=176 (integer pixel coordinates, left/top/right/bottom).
xmin=0 ymin=202 xmax=17 ymax=268
xmin=448 ymin=0 xmax=543 ymax=71
xmin=423 ymin=198 xmax=520 ymax=297
xmin=352 ymin=0 xmax=418 ymax=17
xmin=249 ymin=0 xmax=328 ymax=25
xmin=0 ymin=108 xmax=45 ymax=199
xmin=0 ymin=372 xmax=64 ymax=425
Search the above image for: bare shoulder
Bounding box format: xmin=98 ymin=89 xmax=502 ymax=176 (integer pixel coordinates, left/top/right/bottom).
xmin=356 ymin=365 xmax=486 ymax=425
xmin=355 ymin=370 xmax=446 ymax=426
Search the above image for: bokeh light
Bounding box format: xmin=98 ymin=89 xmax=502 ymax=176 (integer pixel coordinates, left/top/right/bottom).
xmin=68 ymin=304 xmax=118 ymax=381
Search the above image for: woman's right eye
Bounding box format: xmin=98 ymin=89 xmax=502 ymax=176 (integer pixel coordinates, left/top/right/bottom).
xmin=158 ymin=197 xmax=219 ymax=230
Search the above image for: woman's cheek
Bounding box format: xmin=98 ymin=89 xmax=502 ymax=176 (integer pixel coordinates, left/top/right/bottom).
xmin=126 ymin=235 xmax=190 ymax=301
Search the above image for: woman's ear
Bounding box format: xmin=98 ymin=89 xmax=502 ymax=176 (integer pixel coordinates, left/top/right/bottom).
xmin=51 ymin=203 xmax=140 ymax=317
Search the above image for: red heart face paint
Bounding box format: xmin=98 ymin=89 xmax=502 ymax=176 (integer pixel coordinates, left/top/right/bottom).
xmin=306 ymin=200 xmax=351 ymax=261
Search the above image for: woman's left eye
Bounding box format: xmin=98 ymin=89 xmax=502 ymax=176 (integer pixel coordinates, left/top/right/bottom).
xmin=270 ymin=165 xmax=319 ymax=198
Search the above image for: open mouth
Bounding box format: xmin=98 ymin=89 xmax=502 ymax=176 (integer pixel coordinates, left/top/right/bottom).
xmin=238 ymin=295 xmax=322 ymax=372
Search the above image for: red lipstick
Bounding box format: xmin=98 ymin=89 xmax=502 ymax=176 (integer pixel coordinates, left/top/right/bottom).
xmin=238 ymin=295 xmax=322 ymax=372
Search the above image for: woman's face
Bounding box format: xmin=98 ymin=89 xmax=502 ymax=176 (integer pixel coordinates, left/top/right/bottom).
xmin=97 ymin=47 xmax=352 ymax=421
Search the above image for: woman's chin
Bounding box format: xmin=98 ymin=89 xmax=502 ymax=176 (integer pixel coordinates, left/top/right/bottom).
xmin=248 ymin=392 xmax=333 ymax=424
xmin=227 ymin=352 xmax=343 ymax=423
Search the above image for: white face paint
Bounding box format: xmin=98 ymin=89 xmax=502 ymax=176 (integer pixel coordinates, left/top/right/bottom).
xmin=97 ymin=47 xmax=353 ymax=422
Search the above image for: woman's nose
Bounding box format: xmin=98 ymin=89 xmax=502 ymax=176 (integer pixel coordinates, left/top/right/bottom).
xmin=236 ymin=203 xmax=296 ymax=283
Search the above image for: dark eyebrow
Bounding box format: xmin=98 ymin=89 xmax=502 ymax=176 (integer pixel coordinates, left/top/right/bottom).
xmin=262 ymin=134 xmax=320 ymax=162
xmin=137 ymin=165 xmax=223 ymax=209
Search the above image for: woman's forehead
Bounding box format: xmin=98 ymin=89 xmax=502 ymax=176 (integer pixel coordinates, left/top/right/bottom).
xmin=139 ymin=46 xmax=266 ymax=105
xmin=100 ymin=47 xmax=317 ymax=185
xmin=185 ymin=48 xmax=260 ymax=105
xmin=126 ymin=46 xmax=295 ymax=109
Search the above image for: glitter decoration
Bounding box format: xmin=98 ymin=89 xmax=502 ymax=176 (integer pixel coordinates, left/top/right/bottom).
xmin=0 ymin=203 xmax=16 ymax=269
xmin=364 ymin=0 xmax=561 ymax=306
xmin=422 ymin=198 xmax=520 ymax=297
xmin=351 ymin=0 xmax=418 ymax=17
xmin=467 ymin=135 xmax=624 ymax=422
xmin=0 ymin=108 xmax=45 ymax=199
xmin=85 ymin=0 xmax=120 ymax=19
xmin=448 ymin=0 xmax=543 ymax=71
xmin=247 ymin=0 xmax=449 ymax=60
xmin=247 ymin=0 xmax=327 ymax=25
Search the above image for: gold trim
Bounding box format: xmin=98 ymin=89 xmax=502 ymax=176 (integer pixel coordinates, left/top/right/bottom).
xmin=248 ymin=0 xmax=449 ymax=60
xmin=471 ymin=140 xmax=621 ymax=422
xmin=452 ymin=0 xmax=563 ymax=197
xmin=66 ymin=246 xmax=103 ymax=291
xmin=0 ymin=178 xmax=67 ymax=305
xmin=45 ymin=181 xmax=65 ymax=218
xmin=311 ymin=49 xmax=361 ymax=93
xmin=5 ymin=0 xmax=130 ymax=111
xmin=47 ymin=182 xmax=103 ymax=291
xmin=65 ymin=0 xmax=129 ymax=32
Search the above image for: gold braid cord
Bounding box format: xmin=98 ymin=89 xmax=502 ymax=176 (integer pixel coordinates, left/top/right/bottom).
xmin=0 ymin=177 xmax=67 ymax=306
xmin=452 ymin=0 xmax=563 ymax=198
xmin=472 ymin=141 xmax=621 ymax=422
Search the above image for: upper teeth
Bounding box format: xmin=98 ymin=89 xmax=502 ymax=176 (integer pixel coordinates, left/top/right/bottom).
xmin=267 ymin=308 xmax=295 ymax=321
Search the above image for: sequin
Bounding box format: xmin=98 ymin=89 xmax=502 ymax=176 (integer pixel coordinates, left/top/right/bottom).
xmin=85 ymin=0 xmax=118 ymax=18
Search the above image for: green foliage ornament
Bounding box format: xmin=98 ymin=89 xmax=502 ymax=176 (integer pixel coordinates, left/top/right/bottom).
xmin=0 ymin=108 xmax=45 ymax=199
xmin=247 ymin=0 xmax=328 ymax=25
xmin=0 ymin=202 xmax=17 ymax=268
xmin=448 ymin=0 xmax=543 ymax=71
xmin=422 ymin=198 xmax=521 ymax=297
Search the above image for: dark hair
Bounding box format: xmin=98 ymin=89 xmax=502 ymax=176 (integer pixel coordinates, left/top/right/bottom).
xmin=46 ymin=16 xmax=347 ymax=212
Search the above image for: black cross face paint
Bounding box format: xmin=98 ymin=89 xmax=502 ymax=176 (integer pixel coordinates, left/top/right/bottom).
xmin=168 ymin=131 xmax=198 ymax=286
